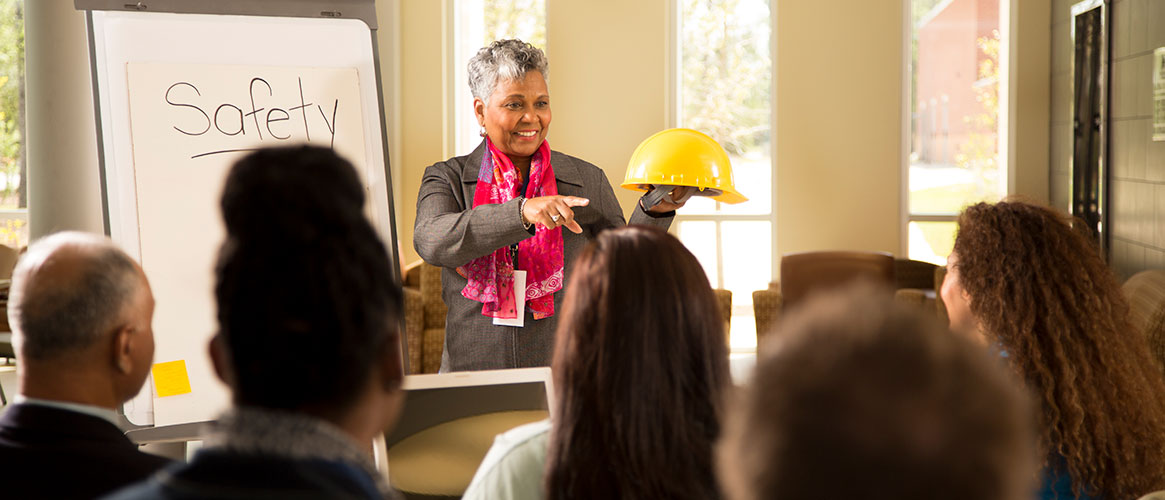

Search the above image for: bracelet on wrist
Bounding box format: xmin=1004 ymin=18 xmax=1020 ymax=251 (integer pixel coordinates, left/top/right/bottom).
xmin=519 ymin=197 xmax=532 ymax=230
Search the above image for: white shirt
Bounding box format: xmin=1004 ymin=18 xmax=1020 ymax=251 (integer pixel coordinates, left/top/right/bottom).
xmin=462 ymin=419 xmax=552 ymax=500
xmin=13 ymin=394 xmax=121 ymax=427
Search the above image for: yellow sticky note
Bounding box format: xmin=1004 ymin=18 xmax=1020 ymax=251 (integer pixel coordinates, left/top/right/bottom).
xmin=151 ymin=360 xmax=192 ymax=398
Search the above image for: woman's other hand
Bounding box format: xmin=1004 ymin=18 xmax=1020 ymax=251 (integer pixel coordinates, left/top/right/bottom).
xmin=524 ymin=195 xmax=590 ymax=233
xmin=648 ymin=186 xmax=695 ymax=214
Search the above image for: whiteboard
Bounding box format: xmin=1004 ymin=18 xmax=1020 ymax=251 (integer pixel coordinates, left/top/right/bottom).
xmin=87 ymin=10 xmax=396 ymax=426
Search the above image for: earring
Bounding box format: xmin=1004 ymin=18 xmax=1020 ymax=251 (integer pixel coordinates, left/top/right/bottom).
xmin=479 ymin=126 xmax=487 ymax=137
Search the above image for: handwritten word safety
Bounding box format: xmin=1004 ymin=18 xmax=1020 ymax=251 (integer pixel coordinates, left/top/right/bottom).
xmin=164 ymin=77 xmax=341 ymax=159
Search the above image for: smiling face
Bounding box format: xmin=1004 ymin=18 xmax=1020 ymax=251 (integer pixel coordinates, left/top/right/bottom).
xmin=475 ymin=70 xmax=551 ymax=164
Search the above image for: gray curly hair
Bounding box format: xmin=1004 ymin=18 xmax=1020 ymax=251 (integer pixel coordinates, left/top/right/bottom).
xmin=467 ymin=39 xmax=549 ymax=105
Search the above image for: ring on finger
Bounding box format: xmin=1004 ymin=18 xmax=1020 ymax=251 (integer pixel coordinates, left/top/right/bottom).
xmin=550 ymin=213 xmax=560 ymax=223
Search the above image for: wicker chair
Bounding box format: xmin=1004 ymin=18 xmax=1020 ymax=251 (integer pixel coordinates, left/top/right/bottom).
xmin=403 ymin=260 xmax=735 ymax=369
xmin=402 ymin=261 xmax=447 ymax=374
xmin=713 ymin=288 xmax=732 ymax=346
xmin=1122 ymin=270 xmax=1165 ymax=376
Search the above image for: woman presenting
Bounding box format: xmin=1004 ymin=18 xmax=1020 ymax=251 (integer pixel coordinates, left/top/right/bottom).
xmin=414 ymin=39 xmax=687 ymax=371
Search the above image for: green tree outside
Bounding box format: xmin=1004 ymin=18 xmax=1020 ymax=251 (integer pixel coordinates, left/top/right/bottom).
xmin=680 ymin=0 xmax=770 ymax=157
xmin=0 ymin=0 xmax=25 ymax=248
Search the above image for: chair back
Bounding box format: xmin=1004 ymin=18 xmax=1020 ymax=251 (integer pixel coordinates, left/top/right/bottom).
xmin=780 ymin=251 xmax=895 ymax=310
xmin=894 ymin=258 xmax=938 ymax=290
xmin=1122 ymin=269 xmax=1165 ymax=375
xmin=0 ymin=244 xmax=17 ymax=280
xmin=713 ymin=288 xmax=732 ymax=347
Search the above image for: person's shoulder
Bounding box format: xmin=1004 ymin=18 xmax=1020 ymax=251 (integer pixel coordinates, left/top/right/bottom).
xmin=497 ymin=419 xmax=552 ymax=448
xmin=102 ymin=477 xmax=171 ymax=500
xmin=483 ymin=419 xmax=550 ymax=475
xmin=425 ymin=153 xmax=470 ymax=177
xmin=551 ymin=150 xmax=603 ymax=174
xmin=427 ymin=143 xmax=486 ymax=177
xmin=462 ymin=419 xmax=551 ymax=500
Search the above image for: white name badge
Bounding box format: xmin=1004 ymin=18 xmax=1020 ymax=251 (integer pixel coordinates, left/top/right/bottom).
xmin=493 ymin=270 xmax=526 ymax=327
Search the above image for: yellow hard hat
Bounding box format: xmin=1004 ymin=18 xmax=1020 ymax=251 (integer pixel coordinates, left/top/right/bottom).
xmin=621 ymin=128 xmax=748 ymax=205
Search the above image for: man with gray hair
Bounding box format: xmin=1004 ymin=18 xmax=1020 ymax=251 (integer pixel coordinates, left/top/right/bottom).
xmin=0 ymin=231 xmax=170 ymax=498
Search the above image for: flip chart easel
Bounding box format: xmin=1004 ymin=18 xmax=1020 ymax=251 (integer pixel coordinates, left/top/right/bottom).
xmin=78 ymin=0 xmax=399 ymax=427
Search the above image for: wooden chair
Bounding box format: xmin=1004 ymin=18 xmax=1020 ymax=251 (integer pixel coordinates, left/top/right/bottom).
xmin=754 ymin=251 xmax=896 ymax=349
xmin=780 ymin=251 xmax=896 ymax=310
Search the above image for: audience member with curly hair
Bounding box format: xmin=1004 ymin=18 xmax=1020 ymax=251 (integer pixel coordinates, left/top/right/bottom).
xmin=943 ymin=200 xmax=1165 ymax=500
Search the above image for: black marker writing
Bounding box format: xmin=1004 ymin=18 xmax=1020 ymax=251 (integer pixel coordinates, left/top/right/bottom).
xmin=164 ymin=75 xmax=343 ymax=158
xmin=287 ymin=77 xmax=313 ymax=142
xmin=318 ymin=99 xmax=338 ymax=148
xmin=245 ymin=78 xmax=272 ymax=141
xmin=213 ymin=104 xmax=244 ymax=136
xmin=165 ymin=82 xmax=211 ymax=136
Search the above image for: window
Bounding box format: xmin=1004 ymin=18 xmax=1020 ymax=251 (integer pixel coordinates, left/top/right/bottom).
xmin=452 ymin=0 xmax=547 ymax=156
xmin=908 ymin=0 xmax=1007 ymax=264
xmin=674 ymin=0 xmax=773 ymax=352
xmin=0 ymin=0 xmax=25 ymax=249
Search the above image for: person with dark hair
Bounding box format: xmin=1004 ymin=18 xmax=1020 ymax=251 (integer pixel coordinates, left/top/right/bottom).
xmin=0 ymin=231 xmax=170 ymax=498
xmin=110 ymin=145 xmax=405 ymax=499
xmin=461 ymin=225 xmax=729 ymax=500
xmin=414 ymin=39 xmax=690 ymax=371
xmin=943 ymin=200 xmax=1165 ymax=500
xmin=717 ymin=286 xmax=1036 ymax=500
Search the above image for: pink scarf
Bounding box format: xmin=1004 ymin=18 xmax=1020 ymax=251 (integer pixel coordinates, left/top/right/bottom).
xmin=458 ymin=139 xmax=564 ymax=320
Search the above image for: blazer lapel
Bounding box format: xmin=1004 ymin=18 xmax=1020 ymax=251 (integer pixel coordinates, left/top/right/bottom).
xmin=550 ymin=150 xmax=584 ymax=188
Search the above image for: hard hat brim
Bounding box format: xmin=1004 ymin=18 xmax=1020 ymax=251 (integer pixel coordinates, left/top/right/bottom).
xmin=621 ymin=181 xmax=749 ymax=205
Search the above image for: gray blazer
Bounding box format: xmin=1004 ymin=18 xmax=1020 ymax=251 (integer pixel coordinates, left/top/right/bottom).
xmin=414 ymin=141 xmax=673 ymax=371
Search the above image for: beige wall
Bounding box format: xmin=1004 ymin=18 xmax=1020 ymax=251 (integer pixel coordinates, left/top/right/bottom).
xmin=546 ymin=0 xmax=671 ymax=213
xmin=774 ymin=1 xmax=904 ymax=256
xmin=1009 ymin=0 xmax=1051 ymax=201
xmin=396 ymin=0 xmax=450 ymax=266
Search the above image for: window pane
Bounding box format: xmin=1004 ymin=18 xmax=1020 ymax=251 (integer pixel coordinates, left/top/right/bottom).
xmin=909 ymin=0 xmax=1005 ymax=218
xmin=0 ymin=0 xmax=26 ymax=249
xmin=677 ymin=220 xmax=719 ymax=287
xmin=677 ymin=0 xmax=771 ymax=216
xmin=454 ymin=0 xmax=547 ymax=156
xmin=907 ymin=220 xmax=957 ymax=265
xmin=720 ymin=221 xmax=772 ymax=297
xmin=722 ymin=221 xmax=770 ymax=351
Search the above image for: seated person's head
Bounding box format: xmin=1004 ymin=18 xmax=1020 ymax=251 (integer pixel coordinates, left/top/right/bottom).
xmin=942 ymin=200 xmax=1165 ymax=498
xmin=546 ymin=225 xmax=730 ymax=498
xmin=211 ymin=145 xmax=403 ymax=431
xmin=718 ymin=286 xmax=1035 ymax=500
xmin=9 ymin=231 xmax=154 ymax=406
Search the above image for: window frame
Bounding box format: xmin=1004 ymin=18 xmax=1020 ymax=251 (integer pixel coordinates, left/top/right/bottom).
xmin=901 ymin=0 xmax=1016 ymax=261
xmin=669 ymin=0 xmax=777 ymax=354
xmin=446 ymin=0 xmax=549 ymax=159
